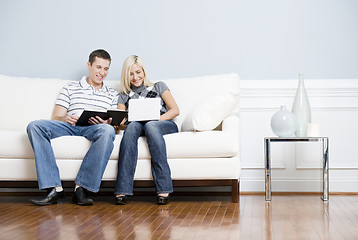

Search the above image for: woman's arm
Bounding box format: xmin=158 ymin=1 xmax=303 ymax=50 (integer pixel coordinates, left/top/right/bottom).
xmin=160 ymin=90 xmax=180 ymax=121
xmin=117 ymin=103 xmax=128 ymax=130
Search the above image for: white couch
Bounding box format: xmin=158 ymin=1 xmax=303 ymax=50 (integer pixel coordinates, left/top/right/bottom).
xmin=0 ymin=73 xmax=241 ymax=202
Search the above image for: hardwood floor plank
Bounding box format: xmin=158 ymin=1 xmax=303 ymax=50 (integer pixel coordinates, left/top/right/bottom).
xmin=1 ymin=195 xmax=358 ymax=240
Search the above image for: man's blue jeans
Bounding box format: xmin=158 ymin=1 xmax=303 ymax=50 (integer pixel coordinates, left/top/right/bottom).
xmin=27 ymin=120 xmax=115 ymax=192
xmin=114 ymin=120 xmax=178 ymax=195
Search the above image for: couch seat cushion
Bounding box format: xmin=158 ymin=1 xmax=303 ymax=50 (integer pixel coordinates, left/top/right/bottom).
xmin=1 ymin=130 xmax=238 ymax=160
xmin=163 ymin=131 xmax=238 ymax=158
xmin=0 ymin=130 xmax=35 ymax=159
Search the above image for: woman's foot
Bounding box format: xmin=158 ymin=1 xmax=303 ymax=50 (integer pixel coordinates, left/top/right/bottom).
xmin=115 ymin=195 xmax=127 ymax=205
xmin=157 ymin=193 xmax=169 ymax=205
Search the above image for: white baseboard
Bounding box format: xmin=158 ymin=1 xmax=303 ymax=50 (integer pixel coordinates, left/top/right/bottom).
xmin=240 ymin=179 xmax=358 ymax=193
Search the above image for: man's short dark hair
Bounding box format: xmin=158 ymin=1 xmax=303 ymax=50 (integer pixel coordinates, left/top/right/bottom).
xmin=89 ymin=49 xmax=111 ymax=65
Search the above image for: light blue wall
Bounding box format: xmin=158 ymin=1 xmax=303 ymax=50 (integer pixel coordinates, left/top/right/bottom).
xmin=0 ymin=0 xmax=357 ymax=80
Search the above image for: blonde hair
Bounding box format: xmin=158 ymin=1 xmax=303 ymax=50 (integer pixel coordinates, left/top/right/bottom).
xmin=120 ymin=55 xmax=154 ymax=94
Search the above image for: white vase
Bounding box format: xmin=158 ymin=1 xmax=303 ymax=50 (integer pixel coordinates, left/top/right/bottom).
xmin=271 ymin=105 xmax=297 ymax=137
xmin=292 ymin=74 xmax=311 ymax=137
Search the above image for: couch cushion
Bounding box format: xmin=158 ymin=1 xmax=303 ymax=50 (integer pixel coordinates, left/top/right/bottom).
xmin=164 ymin=131 xmax=238 ymax=158
xmin=0 ymin=75 xmax=72 ymax=131
xmin=0 ymin=157 xmax=241 ymax=181
xmin=1 ymin=130 xmax=238 ymax=160
xmin=156 ymin=73 xmax=240 ymax=130
xmin=181 ymin=90 xmax=240 ymax=131
xmin=0 ymin=74 xmax=122 ymax=131
xmin=0 ymin=130 xmax=34 ymax=158
xmin=0 ymin=73 xmax=239 ymax=132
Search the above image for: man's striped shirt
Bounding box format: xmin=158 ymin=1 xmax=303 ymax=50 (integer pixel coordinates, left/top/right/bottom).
xmin=56 ymin=76 xmax=119 ymax=116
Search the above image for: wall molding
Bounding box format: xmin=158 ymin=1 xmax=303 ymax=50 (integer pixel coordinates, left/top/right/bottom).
xmin=238 ymin=76 xmax=358 ymax=102
xmin=239 ymin=78 xmax=358 ymax=192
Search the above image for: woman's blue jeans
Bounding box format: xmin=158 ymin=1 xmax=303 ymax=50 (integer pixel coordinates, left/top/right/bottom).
xmin=114 ymin=120 xmax=178 ymax=195
xmin=26 ymin=120 xmax=115 ymax=192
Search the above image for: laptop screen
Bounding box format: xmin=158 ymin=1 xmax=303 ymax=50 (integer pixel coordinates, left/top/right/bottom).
xmin=128 ymin=98 xmax=161 ymax=122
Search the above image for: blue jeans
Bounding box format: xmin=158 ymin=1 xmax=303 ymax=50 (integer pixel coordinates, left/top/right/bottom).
xmin=114 ymin=120 xmax=178 ymax=195
xmin=26 ymin=120 xmax=115 ymax=192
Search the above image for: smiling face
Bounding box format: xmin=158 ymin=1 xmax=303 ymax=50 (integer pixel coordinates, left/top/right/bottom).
xmin=130 ymin=63 xmax=145 ymax=88
xmin=87 ymin=57 xmax=110 ymax=89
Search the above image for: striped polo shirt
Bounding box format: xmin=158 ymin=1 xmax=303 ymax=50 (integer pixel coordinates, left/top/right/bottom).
xmin=55 ymin=76 xmax=119 ymax=116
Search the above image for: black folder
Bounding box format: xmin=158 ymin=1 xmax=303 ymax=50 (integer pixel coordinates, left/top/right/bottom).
xmin=76 ymin=109 xmax=128 ymax=126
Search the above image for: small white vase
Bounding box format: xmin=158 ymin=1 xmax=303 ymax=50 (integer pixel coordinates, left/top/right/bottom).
xmin=292 ymin=74 xmax=311 ymax=137
xmin=271 ymin=105 xmax=297 ymax=137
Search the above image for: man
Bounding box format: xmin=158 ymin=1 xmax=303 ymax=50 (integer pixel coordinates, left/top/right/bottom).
xmin=27 ymin=49 xmax=119 ymax=206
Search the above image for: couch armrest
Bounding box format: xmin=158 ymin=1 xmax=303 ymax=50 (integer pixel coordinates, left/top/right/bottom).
xmin=222 ymin=112 xmax=240 ymax=134
xmin=222 ymin=112 xmax=240 ymax=157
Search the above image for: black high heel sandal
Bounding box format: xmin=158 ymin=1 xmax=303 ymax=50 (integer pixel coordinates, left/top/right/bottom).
xmin=115 ymin=195 xmax=127 ymax=205
xmin=157 ymin=195 xmax=169 ymax=205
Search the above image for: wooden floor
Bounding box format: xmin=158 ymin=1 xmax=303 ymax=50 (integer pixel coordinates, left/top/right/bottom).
xmin=1 ymin=194 xmax=358 ymax=240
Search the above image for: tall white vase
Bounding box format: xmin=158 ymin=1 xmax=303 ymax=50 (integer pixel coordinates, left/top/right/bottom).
xmin=292 ymin=74 xmax=311 ymax=137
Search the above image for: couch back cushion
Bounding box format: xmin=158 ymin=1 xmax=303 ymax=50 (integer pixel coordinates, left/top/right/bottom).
xmin=156 ymin=73 xmax=240 ymax=128
xmin=1 ymin=75 xmax=70 ymax=131
xmin=0 ymin=73 xmax=239 ymax=131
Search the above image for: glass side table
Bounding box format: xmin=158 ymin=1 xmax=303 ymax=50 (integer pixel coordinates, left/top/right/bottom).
xmin=264 ymin=137 xmax=329 ymax=201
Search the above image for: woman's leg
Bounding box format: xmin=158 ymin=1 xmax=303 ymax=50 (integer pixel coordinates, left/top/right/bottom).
xmin=144 ymin=120 xmax=178 ymax=194
xmin=114 ymin=121 xmax=144 ymax=196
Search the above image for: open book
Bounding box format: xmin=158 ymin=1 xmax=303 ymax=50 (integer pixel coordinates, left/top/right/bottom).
xmin=76 ymin=109 xmax=128 ymax=126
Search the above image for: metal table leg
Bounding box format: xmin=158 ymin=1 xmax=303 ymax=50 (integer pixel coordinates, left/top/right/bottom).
xmin=322 ymin=138 xmax=329 ymax=201
xmin=265 ymin=138 xmax=271 ymax=201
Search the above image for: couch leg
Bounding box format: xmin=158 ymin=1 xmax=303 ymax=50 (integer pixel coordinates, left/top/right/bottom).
xmin=231 ymin=179 xmax=239 ymax=203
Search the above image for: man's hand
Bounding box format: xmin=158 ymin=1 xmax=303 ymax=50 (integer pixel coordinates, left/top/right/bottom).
xmin=65 ymin=115 xmax=80 ymax=126
xmin=88 ymin=116 xmax=112 ymax=125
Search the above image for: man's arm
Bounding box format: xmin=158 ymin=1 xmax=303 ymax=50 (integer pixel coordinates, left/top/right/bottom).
xmin=52 ymin=105 xmax=79 ymax=126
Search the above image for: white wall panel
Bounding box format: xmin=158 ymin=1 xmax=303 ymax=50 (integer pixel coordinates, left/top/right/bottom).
xmin=240 ymin=78 xmax=358 ymax=192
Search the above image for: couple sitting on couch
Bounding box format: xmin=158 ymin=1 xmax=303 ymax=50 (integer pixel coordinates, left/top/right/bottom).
xmin=27 ymin=49 xmax=179 ymax=206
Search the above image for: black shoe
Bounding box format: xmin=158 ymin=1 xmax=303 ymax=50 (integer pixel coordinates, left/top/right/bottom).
xmin=72 ymin=187 xmax=93 ymax=206
xmin=157 ymin=195 xmax=169 ymax=205
xmin=115 ymin=195 xmax=127 ymax=205
xmin=30 ymin=188 xmax=66 ymax=206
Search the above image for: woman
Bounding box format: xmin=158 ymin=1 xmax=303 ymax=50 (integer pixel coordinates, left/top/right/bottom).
xmin=115 ymin=55 xmax=179 ymax=205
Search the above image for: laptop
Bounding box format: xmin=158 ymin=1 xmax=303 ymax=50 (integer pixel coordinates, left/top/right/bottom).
xmin=128 ymin=98 xmax=161 ymax=122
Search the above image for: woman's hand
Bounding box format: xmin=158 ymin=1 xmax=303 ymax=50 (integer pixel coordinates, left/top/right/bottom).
xmin=115 ymin=103 xmax=128 ymax=129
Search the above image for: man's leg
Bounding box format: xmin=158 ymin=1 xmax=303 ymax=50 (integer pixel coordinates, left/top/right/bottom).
xmin=27 ymin=120 xmax=78 ymax=190
xmin=27 ymin=120 xmax=78 ymax=205
xmin=75 ymin=124 xmax=116 ymax=193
